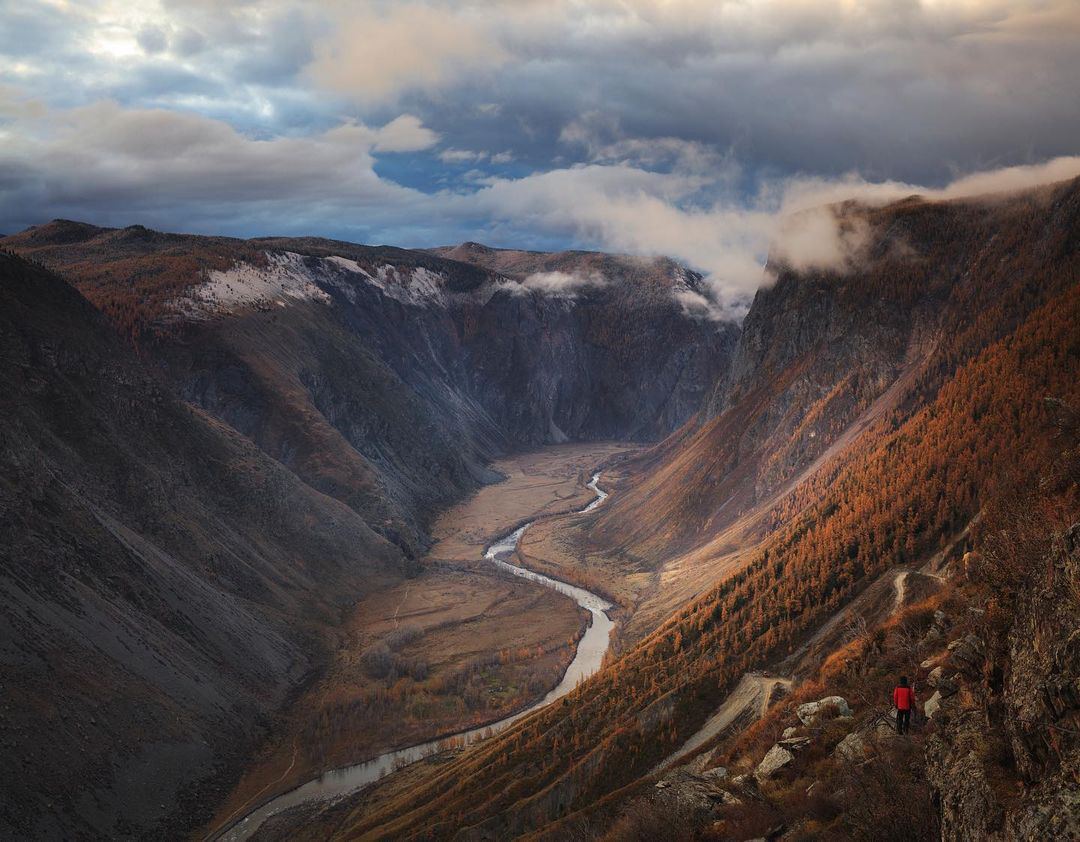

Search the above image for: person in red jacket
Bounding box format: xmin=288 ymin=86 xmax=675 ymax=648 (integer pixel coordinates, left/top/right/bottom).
xmin=893 ymin=676 xmax=916 ymax=734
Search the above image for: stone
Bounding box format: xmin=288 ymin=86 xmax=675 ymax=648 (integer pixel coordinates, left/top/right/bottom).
xmin=755 ymin=744 xmax=795 ymax=781
xmin=934 ymin=610 xmax=948 ymax=627
xmin=778 ymin=736 xmax=812 ymax=751
xmin=875 ymin=710 xmax=901 ymax=739
xmin=655 ymin=779 xmax=671 ymax=789
xmin=925 ymin=690 xmax=944 ymax=719
xmin=927 ymin=666 xmax=945 ymax=686
xmin=948 ymin=633 xmax=983 ymax=659
xmin=699 ymin=766 xmax=728 ymax=782
xmin=834 ymin=731 xmax=865 ymax=762
xmin=937 ymin=674 xmax=960 ymax=697
xmin=796 ymin=696 xmax=852 ymax=725
xmin=782 ymin=726 xmax=798 ymax=738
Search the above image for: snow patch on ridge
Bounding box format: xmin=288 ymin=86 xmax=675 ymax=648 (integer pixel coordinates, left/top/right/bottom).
xmin=185 ymin=252 xmax=331 ymax=315
xmin=181 ymin=250 xmax=533 ymax=317
xmin=322 ymin=257 xmax=450 ymax=306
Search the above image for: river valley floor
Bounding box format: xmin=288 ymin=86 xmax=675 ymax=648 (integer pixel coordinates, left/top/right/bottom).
xmin=203 ymin=442 xmax=637 ymax=839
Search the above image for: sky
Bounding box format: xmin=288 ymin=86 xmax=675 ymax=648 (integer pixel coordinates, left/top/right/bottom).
xmin=2 ymin=0 xmax=1080 ymax=314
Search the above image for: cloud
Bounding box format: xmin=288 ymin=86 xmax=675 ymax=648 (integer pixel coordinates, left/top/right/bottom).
xmin=768 ymin=207 xmax=871 ymax=274
xmin=370 ymin=114 xmax=440 ymax=152
xmin=136 ymin=25 xmax=168 ymax=55
xmin=520 ymin=269 xmax=607 ymax=297
xmin=306 ymin=4 xmax=506 ymax=104
xmin=938 ymin=157 xmax=1080 ymax=200
xmin=674 ymin=288 xmax=727 ymax=322
xmin=6 ymin=94 xmax=1075 ymax=320
xmin=439 ymin=148 xmax=488 ymax=164
xmin=462 ymin=154 xmax=1080 ymax=317
xmin=0 ymin=100 xmax=437 ymax=235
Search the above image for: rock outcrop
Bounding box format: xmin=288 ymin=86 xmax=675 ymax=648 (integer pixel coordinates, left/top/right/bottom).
xmin=924 ymin=523 xmax=1080 ymax=840
xmin=796 ymin=696 xmax=852 ymax=725
xmin=755 ymin=744 xmax=795 ymax=781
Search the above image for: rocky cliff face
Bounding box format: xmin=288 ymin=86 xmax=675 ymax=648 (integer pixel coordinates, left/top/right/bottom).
xmin=590 ymin=178 xmax=1080 ymax=563
xmin=926 ymin=511 xmax=1080 ymax=835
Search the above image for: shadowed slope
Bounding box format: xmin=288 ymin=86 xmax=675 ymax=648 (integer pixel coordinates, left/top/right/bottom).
xmin=0 ymin=252 xmax=408 ymax=839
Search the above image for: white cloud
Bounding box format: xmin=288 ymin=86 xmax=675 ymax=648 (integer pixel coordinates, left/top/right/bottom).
xmin=0 ymin=100 xmax=435 ymax=233
xmin=306 ymin=4 xmax=506 ymax=104
xmin=520 ymin=269 xmax=606 ymax=297
xmin=439 ymin=148 xmax=487 ymax=164
xmin=370 ymin=114 xmax=440 ymax=152
xmin=463 ymin=154 xmax=1080 ymax=317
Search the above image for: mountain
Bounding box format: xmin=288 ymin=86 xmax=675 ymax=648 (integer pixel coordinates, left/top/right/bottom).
xmin=282 ymin=177 xmax=1080 ymax=839
xmin=0 ymin=251 xmax=405 ymax=839
xmin=0 ymin=228 xmax=735 ymax=838
xmin=5 ymin=224 xmax=737 ymax=555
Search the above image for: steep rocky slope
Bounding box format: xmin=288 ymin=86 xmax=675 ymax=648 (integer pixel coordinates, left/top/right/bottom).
xmin=552 ymin=178 xmax=1080 ymax=637
xmin=296 ymin=177 xmax=1080 ymax=840
xmin=608 ymin=406 xmax=1077 ymax=841
xmin=0 ymin=252 xmax=405 ymax=838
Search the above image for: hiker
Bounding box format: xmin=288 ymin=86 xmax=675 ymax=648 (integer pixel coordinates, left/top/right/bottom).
xmin=893 ymin=676 xmax=916 ymax=734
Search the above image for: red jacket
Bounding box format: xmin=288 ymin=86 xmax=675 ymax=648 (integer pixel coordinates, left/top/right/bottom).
xmin=893 ymin=686 xmax=915 ymax=711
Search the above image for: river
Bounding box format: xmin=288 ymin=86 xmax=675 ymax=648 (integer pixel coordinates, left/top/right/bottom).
xmin=217 ymin=472 xmax=614 ymax=841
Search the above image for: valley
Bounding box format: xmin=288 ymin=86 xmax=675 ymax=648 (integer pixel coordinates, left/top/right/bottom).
xmin=205 ymin=442 xmax=635 ymax=840
xmin=208 ymin=444 xmax=630 ymax=837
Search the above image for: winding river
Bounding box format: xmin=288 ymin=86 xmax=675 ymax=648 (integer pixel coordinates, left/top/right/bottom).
xmin=217 ymin=472 xmax=614 ymax=841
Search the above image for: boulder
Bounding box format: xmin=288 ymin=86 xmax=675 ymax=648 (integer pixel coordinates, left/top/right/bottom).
xmin=796 ymin=696 xmax=852 ymax=725
xmin=834 ymin=731 xmax=865 ymax=762
xmin=755 ymin=744 xmax=795 ymax=781
xmin=947 ymin=633 xmax=984 ymax=667
xmin=782 ymin=726 xmax=798 ymax=738
xmin=699 ymin=766 xmax=728 ymax=782
xmin=927 ymin=666 xmax=945 ymax=687
xmin=925 ymin=690 xmax=944 ymax=719
xmin=875 ymin=710 xmax=901 ymax=739
xmin=938 ymin=674 xmax=960 ymax=698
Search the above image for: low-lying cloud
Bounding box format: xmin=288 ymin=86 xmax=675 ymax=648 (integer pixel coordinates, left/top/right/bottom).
xmin=520 ymin=270 xmax=607 ymax=297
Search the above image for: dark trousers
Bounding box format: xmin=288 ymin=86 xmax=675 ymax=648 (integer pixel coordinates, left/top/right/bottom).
xmin=897 ymin=709 xmax=911 ymax=734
